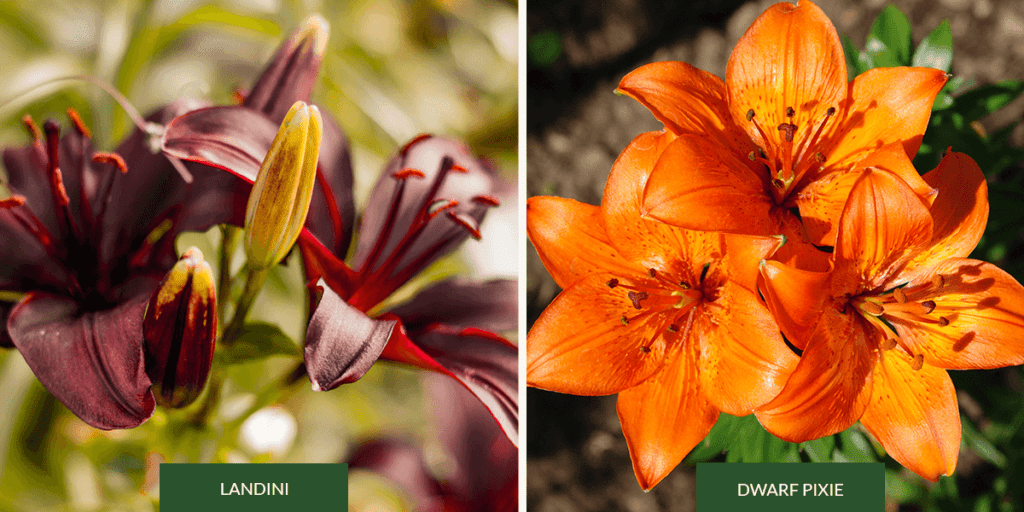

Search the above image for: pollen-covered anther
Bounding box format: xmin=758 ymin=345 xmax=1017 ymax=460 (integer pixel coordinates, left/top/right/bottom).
xmin=628 ymin=290 xmax=649 ymax=310
xmin=393 ymin=168 xmax=426 ymax=180
xmin=93 ymin=152 xmax=129 ymax=174
xmin=882 ymin=338 xmax=898 ymax=350
xmin=607 ymin=278 xmax=619 ymax=288
xmin=67 ymin=108 xmax=92 ymax=139
xmin=772 ymin=178 xmax=785 ymax=189
xmin=400 ymin=134 xmax=433 ymax=156
xmin=746 ymin=109 xmax=756 ymax=122
xmin=921 ymin=300 xmax=937 ymax=314
xmin=862 ymin=301 xmax=885 ymax=315
xmin=938 ymin=316 xmax=950 ymax=327
xmin=785 ymin=106 xmax=795 ymax=118
xmin=667 ymin=324 xmax=680 ymax=333
xmin=620 ymin=315 xmax=630 ymax=325
xmin=0 ymin=195 xmax=26 ymax=208
xmin=893 ymin=287 xmax=908 ymax=304
xmin=814 ymin=152 xmax=826 ymax=163
xmin=450 ymin=164 xmax=469 ymax=174
xmin=748 ymin=151 xmax=758 ymax=161
xmin=648 ymin=268 xmax=657 ymax=278
xmin=427 ymin=199 xmax=458 ymax=217
xmin=22 ymin=115 xmax=41 ymax=144
xmin=472 ymin=195 xmax=500 ymax=206
xmin=911 ymin=353 xmax=925 ymax=371
xmin=446 ymin=211 xmax=482 ymax=239
xmin=640 ymin=346 xmax=651 ymax=354
xmin=777 ymin=122 xmax=797 ymax=143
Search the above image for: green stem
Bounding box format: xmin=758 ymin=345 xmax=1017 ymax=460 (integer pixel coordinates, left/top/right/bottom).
xmin=186 ymin=368 xmax=222 ymax=427
xmin=222 ymin=266 xmax=269 ymax=345
xmin=218 ymin=225 xmax=242 ymax=319
xmin=224 ymin=362 xmax=307 ymax=434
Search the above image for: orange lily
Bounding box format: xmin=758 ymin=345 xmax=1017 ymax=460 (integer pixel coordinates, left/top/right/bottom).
xmin=619 ymin=0 xmax=947 ymax=267
xmin=527 ymin=131 xmax=797 ymax=489
xmin=756 ymin=152 xmax=1024 ymax=481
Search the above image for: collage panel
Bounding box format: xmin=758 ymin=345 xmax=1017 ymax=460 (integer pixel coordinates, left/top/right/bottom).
xmin=526 ymin=0 xmax=1024 ymax=510
xmin=0 ymin=0 xmax=517 ymax=510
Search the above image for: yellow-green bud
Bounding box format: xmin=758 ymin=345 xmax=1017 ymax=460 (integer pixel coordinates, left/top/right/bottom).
xmin=244 ymin=101 xmax=323 ymax=269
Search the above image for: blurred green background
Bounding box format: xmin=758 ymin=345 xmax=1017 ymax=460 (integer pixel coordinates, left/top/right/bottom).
xmin=0 ymin=0 xmax=516 ymax=510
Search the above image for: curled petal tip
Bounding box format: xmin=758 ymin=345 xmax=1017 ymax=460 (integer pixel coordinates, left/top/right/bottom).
xmin=299 ymin=14 xmax=330 ymax=57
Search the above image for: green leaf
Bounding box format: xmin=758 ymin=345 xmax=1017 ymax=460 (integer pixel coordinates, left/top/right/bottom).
xmin=912 ymin=20 xmax=953 ymax=72
xmin=835 ymin=429 xmax=877 ymax=463
xmin=685 ymin=413 xmax=741 ymax=462
xmin=221 ymin=322 xmax=301 ymax=365
xmin=961 ymin=416 xmax=1008 ymax=468
xmin=866 ymin=5 xmax=912 ymax=67
xmin=800 ymin=435 xmax=835 ymax=463
xmin=951 ymin=80 xmax=1024 ymax=123
xmin=528 ymin=30 xmax=562 ymax=67
xmin=841 ymin=35 xmax=872 ymax=78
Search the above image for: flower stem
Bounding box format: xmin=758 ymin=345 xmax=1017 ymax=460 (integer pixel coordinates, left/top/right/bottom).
xmin=217 ymin=225 xmax=242 ymax=319
xmin=222 ymin=265 xmax=268 ymax=345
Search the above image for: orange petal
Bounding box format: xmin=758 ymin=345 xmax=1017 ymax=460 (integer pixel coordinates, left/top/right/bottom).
xmin=797 ymin=143 xmax=936 ymax=246
xmin=618 ymin=61 xmax=754 ymax=156
xmin=642 ymin=134 xmax=775 ymax=235
xmin=903 ymin=152 xmax=988 ymax=278
xmin=759 ymin=259 xmax=831 ymax=350
xmin=695 ymin=281 xmax=797 ymax=416
xmin=756 ymin=307 xmax=876 ymax=442
xmin=719 ymin=232 xmax=786 ymax=292
xmin=726 ymin=0 xmax=846 ymax=156
xmin=860 ymin=349 xmax=959 ymax=481
xmin=893 ymin=258 xmax=1024 ymax=369
xmin=617 ymin=332 xmax=718 ymax=490
xmin=527 ymin=196 xmax=642 ymax=289
xmin=833 ymin=169 xmax=933 ymax=294
xmin=527 ymin=272 xmax=669 ymax=395
xmin=828 ymin=67 xmax=948 ymax=169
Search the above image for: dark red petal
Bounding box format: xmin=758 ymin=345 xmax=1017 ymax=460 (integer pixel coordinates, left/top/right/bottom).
xmin=305 ymin=111 xmax=355 ymax=258
xmin=381 ymin=323 xmax=518 ymax=447
xmin=0 ymin=302 xmax=12 ymax=348
xmin=243 ymin=15 xmax=327 ymax=123
xmin=0 ymin=207 xmax=72 ymax=290
xmin=386 ymin=278 xmax=516 ymax=334
xmin=304 ymin=279 xmax=397 ymax=391
xmin=7 ymin=292 xmax=154 ymax=429
xmin=161 ymin=105 xmax=278 ymax=181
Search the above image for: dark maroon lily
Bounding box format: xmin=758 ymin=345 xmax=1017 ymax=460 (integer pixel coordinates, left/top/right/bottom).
xmin=0 ymin=105 xmax=219 ymax=429
xmin=161 ymin=46 xmax=520 ymax=446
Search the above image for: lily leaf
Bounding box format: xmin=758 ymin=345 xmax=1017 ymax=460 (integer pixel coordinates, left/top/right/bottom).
xmin=800 ymin=435 xmax=836 ymax=463
xmin=912 ymin=20 xmax=953 ymax=72
xmin=221 ymin=322 xmax=301 ymax=365
xmin=867 ymin=5 xmax=912 ymax=67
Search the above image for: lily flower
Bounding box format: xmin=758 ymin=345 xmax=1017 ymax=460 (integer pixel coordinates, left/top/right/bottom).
xmin=159 ymin=23 xmax=517 ymax=445
xmin=619 ymin=0 xmax=946 ymax=266
xmin=756 ymin=154 xmax=1024 ymax=480
xmin=527 ymin=131 xmax=796 ymax=489
xmin=0 ymin=110 xmax=211 ymax=429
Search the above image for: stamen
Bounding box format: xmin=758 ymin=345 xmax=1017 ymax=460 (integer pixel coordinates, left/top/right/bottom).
xmin=427 ymin=199 xmax=458 ymax=217
xmin=777 ymin=123 xmax=797 ymax=143
xmin=67 ymin=108 xmax=91 ymax=139
xmin=862 ymin=301 xmax=884 ymax=315
xmin=931 ymin=275 xmax=945 ymax=289
xmin=450 ymin=164 xmax=469 ymax=174
xmin=893 ymin=288 xmax=907 ymax=304
xmin=393 ymin=168 xmax=426 ymax=180
xmin=620 ymin=315 xmax=629 ymax=325
xmin=667 ymin=324 xmax=679 ymax=333
xmin=607 ymin=278 xmax=619 ymax=288
xmin=814 ymin=152 xmax=826 ymax=163
xmin=400 ymin=134 xmax=432 ymax=156
xmin=648 ymin=268 xmax=657 ymax=278
xmin=911 ymin=354 xmax=924 ymax=371
xmin=882 ymin=338 xmax=898 ymax=350
xmin=921 ymin=300 xmax=936 ymax=314
xmin=628 ymin=291 xmax=649 ymax=310
xmin=679 ymin=281 xmax=690 ymax=290
xmin=785 ymin=106 xmax=795 ymax=118
xmin=93 ymin=152 xmax=128 ymax=174
xmin=22 ymin=115 xmax=41 ymax=145
xmin=772 ymin=178 xmax=785 ymax=189
xmin=472 ymin=195 xmax=500 ymax=206
xmin=0 ymin=195 xmax=26 ymax=208
xmin=748 ymin=151 xmax=757 ymax=161
xmin=640 ymin=346 xmax=651 ymax=354
xmin=938 ymin=316 xmax=950 ymax=327
xmin=43 ymin=121 xmax=71 ymax=207
xmin=446 ymin=211 xmax=482 ymax=239
xmin=746 ymin=109 xmax=755 ymax=122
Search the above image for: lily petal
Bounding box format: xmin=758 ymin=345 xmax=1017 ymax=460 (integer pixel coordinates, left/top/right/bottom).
xmin=695 ymin=281 xmax=796 ymax=415
xmin=304 ymin=279 xmax=396 ymax=391
xmin=797 ymin=143 xmax=935 ymax=246
xmin=759 ymin=259 xmax=830 ymax=349
xmin=642 ymin=134 xmax=775 ymax=236
xmin=527 ymin=196 xmax=640 ymax=289
xmin=893 ymin=258 xmax=1024 ymax=369
xmin=527 ymin=273 xmax=668 ymax=396
xmin=0 ymin=302 xmax=12 ymax=348
xmin=7 ymin=292 xmax=154 ymax=430
xmin=860 ymin=349 xmax=959 ymax=481
xmin=618 ymin=62 xmax=752 ymax=155
xmin=306 ymin=112 xmax=355 ymax=258
xmin=756 ymin=307 xmax=875 ymax=442
xmin=833 ymin=169 xmax=933 ymax=294
xmin=162 ymin=106 xmax=279 ymax=181
xmin=828 ymin=67 xmax=948 ymax=169
xmin=726 ymin=0 xmax=846 ymax=158
xmin=386 ymin=278 xmax=516 ymax=334
xmin=243 ymin=14 xmax=328 ymax=123
xmin=617 ymin=333 xmax=717 ymax=491
xmin=381 ymin=324 xmax=518 ymax=446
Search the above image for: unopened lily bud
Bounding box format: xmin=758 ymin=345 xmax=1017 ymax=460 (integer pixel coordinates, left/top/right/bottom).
xmin=143 ymin=247 xmax=216 ymax=408
xmin=244 ymin=101 xmax=323 ymax=269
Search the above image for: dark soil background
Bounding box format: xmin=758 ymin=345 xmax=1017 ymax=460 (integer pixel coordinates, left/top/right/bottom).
xmin=525 ymin=0 xmax=1024 ymax=510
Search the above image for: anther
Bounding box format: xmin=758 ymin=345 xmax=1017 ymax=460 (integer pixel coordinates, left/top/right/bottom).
xmin=938 ymin=316 xmax=950 ymax=327
xmin=893 ymin=288 xmax=907 ymax=304
xmin=400 ymin=134 xmax=432 ymax=156
xmin=826 ymin=107 xmax=836 ymax=117
xmin=772 ymin=178 xmax=785 ymax=189
xmin=748 ymin=151 xmax=757 ymax=161
xmin=0 ymin=195 xmax=26 ymax=208
xmin=777 ymin=123 xmax=797 ymax=143
xmin=93 ymin=152 xmax=128 ymax=174
xmin=746 ymin=109 xmax=756 ymax=122
xmin=699 ymin=262 xmax=710 ymax=283
xmin=931 ymin=275 xmax=945 ymax=289
xmin=679 ymin=281 xmax=690 ymax=290
xmin=862 ymin=301 xmax=884 ymax=315
xmin=921 ymin=300 xmax=936 ymax=314
xmin=882 ymin=338 xmax=898 ymax=350
xmin=640 ymin=346 xmax=651 ymax=354
xmin=667 ymin=324 xmax=680 ymax=333
xmin=628 ymin=291 xmax=649 ymax=310
xmin=427 ymin=199 xmax=458 ymax=216
xmin=450 ymin=164 xmax=469 ymax=174
xmin=620 ymin=315 xmax=629 ymax=325
xmin=67 ymin=108 xmax=91 ymax=139
xmin=785 ymin=106 xmax=795 ymax=118
xmin=606 ymin=278 xmax=619 ymax=288
xmin=911 ymin=354 xmax=924 ymax=371
xmin=648 ymin=268 xmax=657 ymax=278
xmin=22 ymin=115 xmax=41 ymax=144
xmin=814 ymin=152 xmax=826 ymax=163
xmin=393 ymin=168 xmax=426 ymax=180
xmin=446 ymin=211 xmax=482 ymax=239
xmin=472 ymin=195 xmax=500 ymax=206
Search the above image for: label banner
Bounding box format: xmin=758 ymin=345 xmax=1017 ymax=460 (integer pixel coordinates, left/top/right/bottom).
xmin=160 ymin=463 xmax=348 ymax=511
xmin=697 ymin=462 xmax=884 ymax=511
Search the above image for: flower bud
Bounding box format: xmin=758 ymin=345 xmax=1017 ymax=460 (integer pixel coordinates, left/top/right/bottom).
xmin=244 ymin=101 xmax=323 ymax=269
xmin=143 ymin=247 xmax=216 ymax=408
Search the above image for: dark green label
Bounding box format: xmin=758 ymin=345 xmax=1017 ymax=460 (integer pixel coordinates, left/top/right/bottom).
xmin=160 ymin=463 xmax=348 ymax=511
xmin=697 ymin=463 xmax=883 ymax=511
